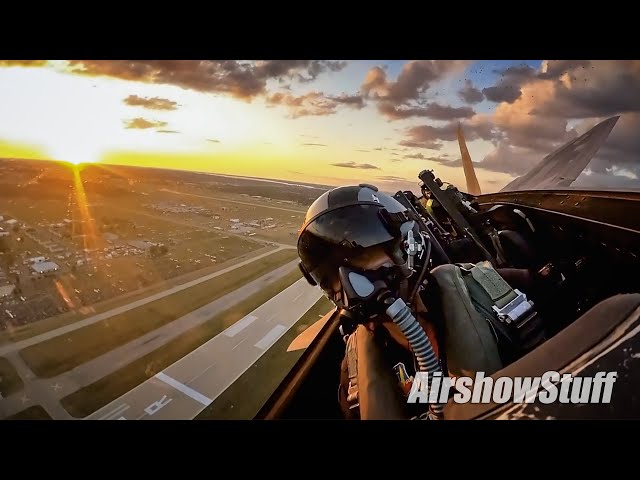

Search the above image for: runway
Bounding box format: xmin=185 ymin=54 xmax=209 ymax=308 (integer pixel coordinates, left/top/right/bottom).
xmin=86 ymin=278 xmax=323 ymax=420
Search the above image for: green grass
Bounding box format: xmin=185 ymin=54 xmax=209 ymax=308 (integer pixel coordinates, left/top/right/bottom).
xmin=0 ymin=245 xmax=277 ymax=346
xmin=20 ymin=249 xmax=298 ymax=378
xmin=0 ymin=357 xmax=24 ymax=397
xmin=195 ymin=296 xmax=334 ymax=420
xmin=6 ymin=405 xmax=53 ymax=420
xmin=60 ymin=268 xmax=305 ymax=418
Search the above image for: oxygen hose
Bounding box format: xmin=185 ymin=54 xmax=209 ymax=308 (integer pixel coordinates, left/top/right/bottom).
xmin=385 ymin=297 xmax=445 ymax=419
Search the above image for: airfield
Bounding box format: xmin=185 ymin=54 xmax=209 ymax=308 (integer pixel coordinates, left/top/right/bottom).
xmin=0 ymin=159 xmax=332 ymax=419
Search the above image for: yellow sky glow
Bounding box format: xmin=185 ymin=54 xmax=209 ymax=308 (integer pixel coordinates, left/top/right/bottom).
xmin=0 ymin=62 xmax=515 ymax=193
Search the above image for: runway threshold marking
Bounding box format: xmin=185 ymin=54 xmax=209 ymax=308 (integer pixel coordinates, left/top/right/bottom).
xmin=155 ymin=372 xmax=213 ymax=406
xmin=224 ymin=315 xmax=258 ymax=337
xmin=254 ymin=324 xmax=288 ymax=350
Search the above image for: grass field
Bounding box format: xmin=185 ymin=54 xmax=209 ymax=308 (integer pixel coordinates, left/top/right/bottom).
xmin=0 ymin=245 xmax=277 ymax=345
xmin=61 ymin=268 xmax=304 ymax=418
xmin=5 ymin=405 xmax=53 ymax=420
xmin=0 ymin=357 xmax=23 ymax=397
xmin=20 ymin=249 xmax=298 ymax=378
xmin=195 ymin=296 xmax=334 ymax=420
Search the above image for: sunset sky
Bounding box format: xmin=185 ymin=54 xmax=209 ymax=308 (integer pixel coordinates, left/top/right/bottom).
xmin=1 ymin=60 xmax=639 ymax=193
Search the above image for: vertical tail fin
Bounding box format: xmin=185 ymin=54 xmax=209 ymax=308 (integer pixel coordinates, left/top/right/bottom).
xmin=458 ymin=122 xmax=482 ymax=195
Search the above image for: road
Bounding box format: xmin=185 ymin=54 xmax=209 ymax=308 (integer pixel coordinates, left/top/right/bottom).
xmin=86 ymin=277 xmax=322 ymax=420
xmin=159 ymin=188 xmax=307 ymax=214
xmin=0 ymin=259 xmax=312 ymax=419
xmin=0 ymin=246 xmax=291 ymax=356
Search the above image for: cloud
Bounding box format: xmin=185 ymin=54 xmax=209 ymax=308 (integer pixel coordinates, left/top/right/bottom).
xmin=377 ymin=175 xmax=411 ymax=181
xmin=123 ymin=118 xmax=168 ymax=129
xmin=156 ymin=129 xmax=179 ymax=134
xmin=266 ymin=91 xmax=364 ymax=118
xmin=378 ymin=102 xmax=475 ymax=121
xmin=482 ymin=64 xmax=538 ymax=104
xmin=483 ymin=84 xmax=523 ymax=104
xmin=458 ymin=79 xmax=484 ymax=104
xmin=431 ymin=61 xmax=640 ymax=184
xmin=331 ymin=93 xmax=366 ymax=109
xmin=65 ymin=60 xmax=348 ymax=100
xmin=123 ymin=94 xmax=178 ymax=111
xmin=206 ymin=138 xmax=220 ymax=143
xmin=331 ymin=161 xmax=380 ymax=170
xmin=301 ymin=143 xmax=327 ymax=147
xmin=356 ymin=149 xmax=371 ymax=152
xmin=400 ymin=115 xmax=497 ymax=149
xmin=362 ymin=60 xmax=470 ymax=120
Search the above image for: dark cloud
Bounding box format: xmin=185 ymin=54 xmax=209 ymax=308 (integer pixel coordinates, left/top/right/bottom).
xmin=331 ymin=93 xmax=366 ymax=109
xmin=301 ymin=143 xmax=328 ymax=147
xmin=123 ymin=94 xmax=178 ymax=111
xmin=266 ymin=91 xmax=363 ymax=118
xmin=533 ymin=61 xmax=640 ymax=118
xmin=362 ymin=60 xmax=469 ymax=120
xmin=377 ymin=175 xmax=411 ymax=182
xmin=400 ymin=118 xmax=497 ymax=149
xmin=374 ymin=147 xmax=384 ymax=151
xmin=156 ymin=129 xmax=179 ymax=134
xmin=123 ymin=118 xmax=167 ymax=129
xmin=483 ymin=85 xmax=523 ymax=104
xmin=296 ymin=61 xmax=347 ymax=82
xmin=588 ymin=113 xmax=640 ymax=176
xmin=572 ymin=168 xmax=640 ymax=191
xmin=331 ymin=161 xmax=380 ymax=170
xmin=482 ymin=64 xmax=538 ymax=104
xmin=378 ymin=102 xmax=475 ymax=121
xmin=538 ymin=60 xmax=591 ymax=79
xmin=475 ymin=144 xmax=540 ymax=176
xmin=207 ymin=138 xmax=220 ymax=143
xmin=65 ymin=60 xmax=348 ymax=100
xmin=384 ymin=61 xmax=640 ymax=189
xmin=458 ymin=79 xmax=484 ymax=104
xmin=356 ymin=149 xmax=371 ymax=152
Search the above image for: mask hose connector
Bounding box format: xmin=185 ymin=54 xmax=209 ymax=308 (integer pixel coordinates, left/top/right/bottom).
xmin=385 ymin=296 xmax=445 ymax=420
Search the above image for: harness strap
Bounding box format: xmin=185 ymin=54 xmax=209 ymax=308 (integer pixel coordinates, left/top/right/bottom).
xmin=345 ymin=332 xmax=360 ymax=410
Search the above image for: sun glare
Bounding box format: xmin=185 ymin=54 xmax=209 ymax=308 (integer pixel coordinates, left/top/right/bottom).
xmin=48 ymin=142 xmax=103 ymax=166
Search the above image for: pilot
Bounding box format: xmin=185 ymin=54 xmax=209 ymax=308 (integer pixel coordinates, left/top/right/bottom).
xmin=297 ymin=183 xmax=537 ymax=420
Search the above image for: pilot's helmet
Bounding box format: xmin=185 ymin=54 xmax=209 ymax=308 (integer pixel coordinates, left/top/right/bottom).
xmin=297 ymin=183 xmax=421 ymax=307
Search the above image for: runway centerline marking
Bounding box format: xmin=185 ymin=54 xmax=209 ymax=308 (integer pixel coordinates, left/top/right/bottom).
xmin=232 ymin=338 xmax=246 ymax=350
xmin=100 ymin=404 xmax=130 ymax=420
xmin=155 ymin=372 xmax=212 ymax=406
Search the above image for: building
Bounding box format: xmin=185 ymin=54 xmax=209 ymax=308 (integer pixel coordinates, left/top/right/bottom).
xmin=31 ymin=261 xmax=60 ymax=276
xmin=0 ymin=284 xmax=15 ymax=298
xmin=128 ymin=240 xmax=152 ymax=250
xmin=27 ymin=256 xmax=46 ymax=264
xmin=4 ymin=219 xmax=18 ymax=226
xmin=0 ymin=231 xmax=9 ymax=237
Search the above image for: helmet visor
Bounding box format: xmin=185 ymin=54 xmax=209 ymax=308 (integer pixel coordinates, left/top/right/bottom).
xmin=297 ymin=204 xmax=401 ymax=294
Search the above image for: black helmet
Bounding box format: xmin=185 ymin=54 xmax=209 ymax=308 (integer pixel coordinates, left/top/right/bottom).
xmin=297 ymin=183 xmax=424 ymax=307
